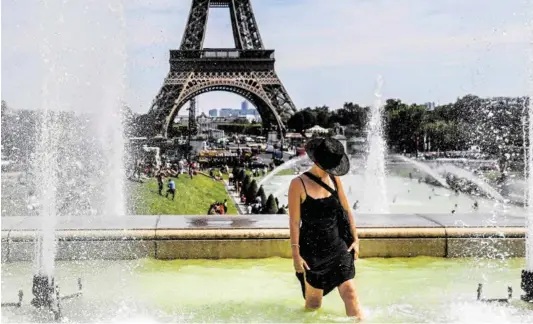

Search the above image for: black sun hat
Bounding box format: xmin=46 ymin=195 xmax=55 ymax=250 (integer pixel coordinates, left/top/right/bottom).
xmin=305 ymin=137 xmax=350 ymax=176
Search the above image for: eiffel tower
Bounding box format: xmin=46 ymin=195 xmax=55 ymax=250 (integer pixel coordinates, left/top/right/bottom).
xmin=147 ymin=0 xmax=297 ymax=138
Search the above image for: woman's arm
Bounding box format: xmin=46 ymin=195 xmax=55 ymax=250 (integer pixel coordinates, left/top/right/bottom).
xmin=288 ymin=178 xmax=310 ymax=271
xmin=334 ymin=176 xmax=358 ymax=241
xmin=288 ymin=178 xmax=303 ymax=257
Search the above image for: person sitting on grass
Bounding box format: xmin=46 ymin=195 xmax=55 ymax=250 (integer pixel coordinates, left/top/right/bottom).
xmin=207 ymin=203 xmax=217 ymax=215
xmin=165 ymin=178 xmax=176 ymax=200
xmin=217 ymin=202 xmax=225 ymax=215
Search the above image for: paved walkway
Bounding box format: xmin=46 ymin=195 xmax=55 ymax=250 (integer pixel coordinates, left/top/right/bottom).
xmin=222 ymin=179 xmax=247 ymax=215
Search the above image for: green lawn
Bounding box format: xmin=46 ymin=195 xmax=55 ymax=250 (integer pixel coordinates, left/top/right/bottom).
xmin=274 ymin=169 xmax=297 ymax=176
xmin=128 ymin=175 xmax=238 ymax=215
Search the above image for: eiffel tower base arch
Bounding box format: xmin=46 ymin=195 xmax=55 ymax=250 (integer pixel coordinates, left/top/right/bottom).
xmin=154 ymin=71 xmax=293 ymax=138
xmin=147 ymin=0 xmax=297 ymax=141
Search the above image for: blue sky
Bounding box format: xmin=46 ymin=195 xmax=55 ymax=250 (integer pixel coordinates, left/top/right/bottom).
xmin=2 ymin=0 xmax=531 ymax=116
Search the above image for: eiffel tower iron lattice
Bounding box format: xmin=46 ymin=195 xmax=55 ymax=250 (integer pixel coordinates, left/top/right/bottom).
xmin=147 ymin=0 xmax=297 ymax=138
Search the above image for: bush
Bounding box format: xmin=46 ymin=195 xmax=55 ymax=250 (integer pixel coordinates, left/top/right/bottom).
xmin=277 ymin=207 xmax=287 ymax=214
xmin=246 ymin=180 xmax=259 ymax=204
xmin=256 ymin=186 xmax=267 ymax=207
xmin=263 ymin=194 xmax=279 ymax=214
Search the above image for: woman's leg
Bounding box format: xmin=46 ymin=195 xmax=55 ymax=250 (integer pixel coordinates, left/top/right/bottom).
xmin=338 ymin=279 xmax=364 ymax=318
xmin=304 ymin=280 xmax=323 ymax=310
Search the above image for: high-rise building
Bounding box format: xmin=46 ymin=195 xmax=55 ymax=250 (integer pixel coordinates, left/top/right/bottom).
xmin=241 ymin=100 xmax=249 ymax=113
xmin=208 ymin=109 xmax=218 ymax=117
xmin=424 ymin=102 xmax=436 ymax=111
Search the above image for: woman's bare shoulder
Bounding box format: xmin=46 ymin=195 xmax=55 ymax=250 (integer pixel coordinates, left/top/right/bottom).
xmin=289 ymin=175 xmax=304 ymax=189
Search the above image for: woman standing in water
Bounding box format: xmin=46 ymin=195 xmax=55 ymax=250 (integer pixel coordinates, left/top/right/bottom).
xmin=288 ymin=137 xmax=363 ymax=319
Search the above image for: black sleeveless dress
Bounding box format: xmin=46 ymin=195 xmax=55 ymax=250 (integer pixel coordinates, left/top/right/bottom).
xmin=295 ymin=172 xmax=355 ymax=298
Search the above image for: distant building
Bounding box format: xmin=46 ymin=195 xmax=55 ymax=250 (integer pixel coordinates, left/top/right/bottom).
xmin=424 ymin=102 xmax=436 ymax=111
xmin=204 ymin=102 xmax=259 ymax=117
xmin=219 ymin=108 xmax=236 ymax=117
xmin=175 ymin=114 xmax=261 ymax=128
xmin=241 ymin=101 xmax=249 ymax=113
xmin=237 ymin=101 xmax=258 ymax=117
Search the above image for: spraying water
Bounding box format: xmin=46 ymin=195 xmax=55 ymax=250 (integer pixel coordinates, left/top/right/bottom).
xmin=96 ymin=3 xmax=127 ymax=216
xmin=257 ymin=155 xmax=310 ymax=187
xmin=361 ymin=76 xmax=389 ymax=213
xmin=394 ymin=154 xmax=450 ymax=188
xmin=33 ymin=1 xmax=127 ymax=277
xmin=437 ymin=164 xmax=504 ymax=202
xmin=527 ymin=0 xmax=533 ymax=271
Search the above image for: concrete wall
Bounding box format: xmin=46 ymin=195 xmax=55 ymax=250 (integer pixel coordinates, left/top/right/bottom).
xmin=1 ymin=214 xmax=526 ymax=262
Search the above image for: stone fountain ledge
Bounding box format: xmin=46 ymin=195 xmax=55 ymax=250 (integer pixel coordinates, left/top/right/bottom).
xmin=1 ymin=214 xmax=526 ymax=262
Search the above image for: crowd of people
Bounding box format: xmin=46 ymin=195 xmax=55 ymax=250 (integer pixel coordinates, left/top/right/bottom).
xmin=130 ymin=158 xmax=198 ymax=182
xmin=207 ymin=200 xmax=228 ymax=215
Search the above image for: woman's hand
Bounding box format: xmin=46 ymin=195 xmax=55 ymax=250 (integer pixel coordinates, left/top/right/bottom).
xmin=347 ymin=240 xmax=360 ymax=259
xmin=293 ymin=254 xmax=310 ymax=273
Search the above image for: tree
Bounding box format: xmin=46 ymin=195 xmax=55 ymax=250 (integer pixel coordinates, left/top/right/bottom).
xmin=121 ymin=104 xmax=136 ymax=138
xmin=385 ymin=102 xmax=426 ymax=153
xmin=277 ymin=207 xmax=287 ymax=214
xmin=238 ymin=169 xmax=246 ymax=182
xmin=232 ymin=167 xmax=241 ymax=180
xmin=330 ymin=102 xmax=368 ymax=130
xmin=313 ymin=105 xmax=331 ymax=128
xmin=263 ymin=194 xmax=279 ymax=214
xmin=133 ymin=114 xmax=156 ymax=137
xmin=246 ymin=180 xmax=259 ymax=204
xmin=256 ymin=186 xmax=267 ymax=207
xmin=242 ymin=174 xmax=251 ymax=197
xmin=287 ymin=110 xmax=316 ymax=136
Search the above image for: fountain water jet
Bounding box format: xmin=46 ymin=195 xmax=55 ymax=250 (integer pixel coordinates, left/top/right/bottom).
xmin=394 ymin=154 xmax=450 ymax=188
xmin=257 ymin=155 xmax=309 ymax=188
xmin=521 ymin=0 xmax=533 ymax=302
xmin=25 ymin=1 xmax=128 ymax=319
xmin=361 ymin=76 xmax=389 ymax=213
xmin=436 ymin=164 xmax=504 ymax=201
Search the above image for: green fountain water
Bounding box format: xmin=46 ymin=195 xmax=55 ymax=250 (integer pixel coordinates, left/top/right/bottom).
xmin=2 ymin=257 xmax=533 ymax=323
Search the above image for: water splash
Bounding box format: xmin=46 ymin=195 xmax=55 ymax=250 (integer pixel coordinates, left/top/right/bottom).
xmin=527 ymin=0 xmax=533 ymax=271
xmin=98 ymin=2 xmax=127 ymax=216
xmin=361 ymin=76 xmax=389 ymax=213
xmin=438 ymin=164 xmax=504 ymax=202
xmin=32 ymin=0 xmax=127 ymax=277
xmin=257 ymin=155 xmax=310 ymax=188
xmin=393 ymin=154 xmax=450 ymax=188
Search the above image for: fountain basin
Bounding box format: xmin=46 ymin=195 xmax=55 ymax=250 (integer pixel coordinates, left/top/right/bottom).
xmin=1 ymin=215 xmax=527 ymax=261
xmin=2 ymin=257 xmax=533 ymax=323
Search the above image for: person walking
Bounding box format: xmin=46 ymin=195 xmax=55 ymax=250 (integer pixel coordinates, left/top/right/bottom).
xmin=165 ymin=178 xmax=176 ymax=200
xmin=287 ymin=137 xmax=363 ymax=319
xmin=157 ymin=172 xmax=164 ymax=196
